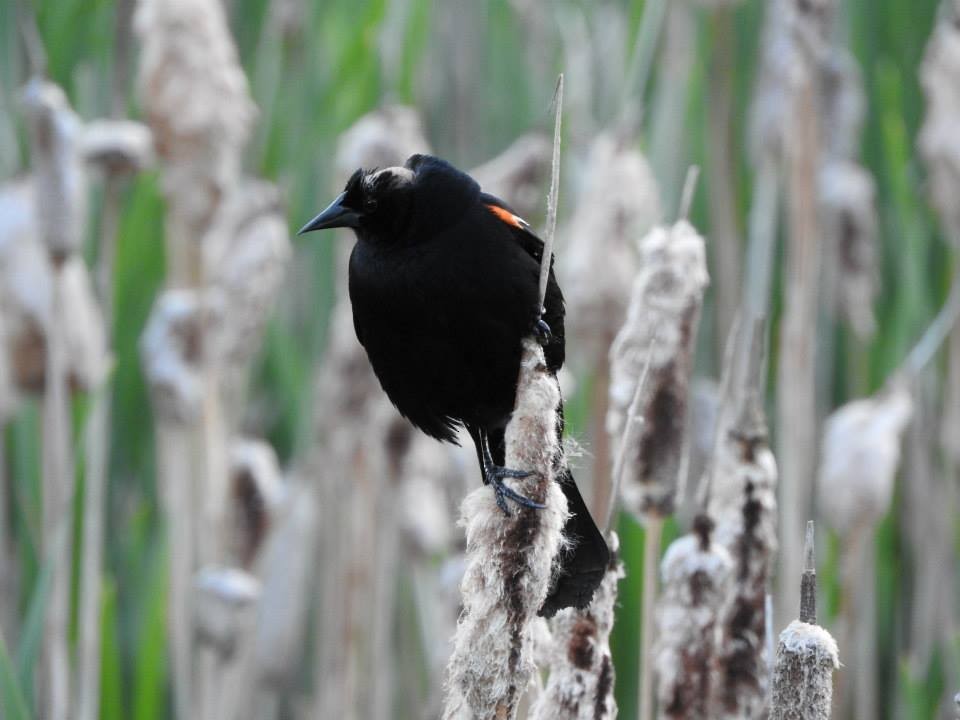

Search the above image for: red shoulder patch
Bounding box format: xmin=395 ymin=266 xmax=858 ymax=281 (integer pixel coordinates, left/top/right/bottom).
xmin=485 ymin=203 xmax=529 ymax=230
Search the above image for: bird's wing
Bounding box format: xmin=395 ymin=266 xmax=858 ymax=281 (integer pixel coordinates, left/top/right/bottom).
xmin=480 ymin=192 xmax=566 ymax=373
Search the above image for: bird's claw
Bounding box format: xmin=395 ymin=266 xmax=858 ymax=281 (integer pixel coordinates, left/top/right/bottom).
xmin=534 ymin=317 xmax=552 ymax=346
xmin=485 ymin=465 xmax=545 ymax=514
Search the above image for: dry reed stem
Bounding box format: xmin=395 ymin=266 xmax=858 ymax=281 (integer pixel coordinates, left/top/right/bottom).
xmin=442 ymin=340 xmax=569 ymax=720
xmin=655 ymin=516 xmax=734 ymax=719
xmin=538 ymin=73 xmax=563 ymax=314
xmin=531 ymin=533 xmax=624 ymax=720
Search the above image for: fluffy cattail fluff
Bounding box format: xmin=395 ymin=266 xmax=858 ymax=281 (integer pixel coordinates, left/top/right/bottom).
xmin=335 ymin=104 xmax=431 ymax=178
xmin=228 ymin=438 xmax=285 ymax=567
xmin=818 ymin=159 xmax=879 ymax=339
xmin=918 ymin=0 xmax=960 ymax=244
xmin=193 ymin=566 xmax=261 ymax=658
xmin=0 ymin=184 xmax=108 ymax=399
xmin=135 ymin=0 xmax=256 ymax=242
xmin=707 ymin=396 xmax=779 ymax=718
xmin=203 ymin=180 xmax=290 ymax=391
xmin=608 ymin=220 xmax=708 ymax=520
xmin=140 ymin=289 xmax=216 ymax=423
xmin=769 ymin=622 xmax=839 ymax=719
xmin=819 ymin=49 xmax=866 ymax=162
xmin=470 ymin=133 xmax=552 ymax=221
xmin=562 ymin=133 xmax=661 ymax=361
xmin=442 ymin=339 xmax=569 ymax=720
xmin=817 ymin=384 xmax=912 ymax=533
xmin=530 ymin=533 xmax=624 ymax=720
xmin=20 ymin=79 xmax=87 ymax=263
xmin=655 ymin=516 xmax=734 ymax=719
xmin=80 ymin=119 xmax=154 ymax=176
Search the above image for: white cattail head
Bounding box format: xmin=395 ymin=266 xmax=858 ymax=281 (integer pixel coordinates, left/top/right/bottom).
xmin=820 ymin=49 xmax=866 ymax=161
xmin=20 ymin=79 xmax=87 ymax=262
xmin=609 ymin=220 xmax=708 ymax=521
xmin=562 ymin=133 xmax=661 ymax=360
xmin=817 ymin=385 xmax=913 ymax=533
xmin=228 ymin=437 xmax=286 ymax=567
xmin=193 ymin=566 xmax=260 ymax=658
xmin=335 ymin=105 xmax=431 ymax=181
xmin=819 ymin=159 xmax=879 ymax=339
xmin=81 ymin=119 xmax=155 ymax=176
xmin=531 ymin=533 xmax=624 ymax=720
xmin=656 ymin=517 xmax=734 ymax=719
xmin=443 ymin=340 xmax=568 ymax=720
xmin=471 ymin=133 xmax=552 ymax=222
xmin=769 ymin=620 xmax=840 ymax=720
xmin=136 ymin=0 xmax=256 ymax=234
xmin=919 ymin=0 xmax=960 ymax=244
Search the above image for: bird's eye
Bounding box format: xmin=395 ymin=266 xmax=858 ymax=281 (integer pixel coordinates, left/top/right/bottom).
xmin=365 ymin=197 xmax=378 ymax=212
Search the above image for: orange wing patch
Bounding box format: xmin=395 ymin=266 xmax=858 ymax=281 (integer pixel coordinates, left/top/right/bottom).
xmin=486 ymin=203 xmax=530 ymax=230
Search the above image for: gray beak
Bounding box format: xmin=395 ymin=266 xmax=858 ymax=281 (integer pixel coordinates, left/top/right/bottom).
xmin=297 ymin=192 xmax=361 ymax=235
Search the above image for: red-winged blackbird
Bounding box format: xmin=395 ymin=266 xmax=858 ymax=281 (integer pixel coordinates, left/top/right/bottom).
xmin=300 ymin=153 xmax=609 ymax=615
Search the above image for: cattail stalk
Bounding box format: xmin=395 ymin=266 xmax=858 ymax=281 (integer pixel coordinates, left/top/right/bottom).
xmin=530 ymin=533 xmax=624 ymax=720
xmin=770 ymin=522 xmax=839 ymax=720
xmin=442 ymin=339 xmax=568 ymax=720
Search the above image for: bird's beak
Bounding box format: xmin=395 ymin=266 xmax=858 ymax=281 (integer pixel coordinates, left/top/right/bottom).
xmin=297 ymin=192 xmax=361 ymax=235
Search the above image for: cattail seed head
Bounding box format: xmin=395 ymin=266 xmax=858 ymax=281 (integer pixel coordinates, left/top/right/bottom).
xmin=817 ymin=385 xmax=912 ymax=533
xmin=20 ymin=79 xmax=87 ymax=263
xmin=655 ymin=516 xmax=734 ymax=719
xmin=228 ymin=437 xmax=285 ymax=567
xmin=608 ymin=220 xmax=708 ymax=521
xmin=443 ymin=339 xmax=568 ymax=720
xmin=531 ymin=533 xmax=624 ymax=720
xmin=769 ymin=621 xmax=839 ymax=720
xmin=470 ymin=133 xmax=552 ymax=222
xmin=562 ymin=133 xmax=661 ymax=361
xmin=193 ymin=566 xmax=260 ymax=658
xmin=81 ymin=119 xmax=155 ymax=176
xmin=335 ymin=105 xmax=431 ymax=180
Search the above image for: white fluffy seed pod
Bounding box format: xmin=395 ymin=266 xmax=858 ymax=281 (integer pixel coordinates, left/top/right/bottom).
xmin=918 ymin=0 xmax=960 ymax=244
xmin=140 ymin=289 xmax=217 ymax=423
xmin=561 ymin=133 xmax=661 ymax=360
xmin=470 ymin=133 xmax=552 ymax=222
xmin=655 ymin=517 xmax=734 ymax=719
xmin=442 ymin=340 xmax=569 ymax=720
xmin=81 ymin=119 xmax=154 ymax=176
xmin=228 ymin=437 xmax=286 ymax=567
xmin=817 ymin=385 xmax=912 ymax=533
xmin=193 ymin=566 xmax=261 ymax=658
xmin=335 ymin=105 xmax=431 ymax=180
xmin=769 ymin=621 xmax=840 ymax=720
xmin=204 ymin=180 xmax=290 ymax=374
xmin=135 ymin=0 xmax=256 ymax=235
xmin=20 ymin=79 xmax=87 ymax=262
xmin=820 ymin=49 xmax=866 ymax=162
xmin=608 ymin=220 xmax=708 ymax=520
xmin=707 ymin=411 xmax=779 ymax=718
xmin=530 ymin=533 xmax=624 ymax=720
xmin=819 ymin=159 xmax=879 ymax=339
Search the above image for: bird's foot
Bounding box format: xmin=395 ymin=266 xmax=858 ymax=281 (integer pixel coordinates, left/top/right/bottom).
xmin=485 ymin=465 xmax=546 ymax=514
xmin=533 ymin=317 xmax=552 ymax=346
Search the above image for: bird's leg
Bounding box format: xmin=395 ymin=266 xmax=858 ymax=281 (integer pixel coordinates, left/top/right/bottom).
xmin=478 ymin=429 xmax=546 ymax=514
xmin=533 ymin=314 xmax=552 ymax=346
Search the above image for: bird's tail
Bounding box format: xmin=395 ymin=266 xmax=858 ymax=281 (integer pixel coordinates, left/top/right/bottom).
xmin=539 ymin=464 xmax=610 ymax=617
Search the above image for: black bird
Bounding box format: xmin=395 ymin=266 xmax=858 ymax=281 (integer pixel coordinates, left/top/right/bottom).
xmin=300 ymin=153 xmax=609 ymax=615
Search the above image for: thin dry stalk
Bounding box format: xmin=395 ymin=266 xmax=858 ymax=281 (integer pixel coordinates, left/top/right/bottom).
xmin=638 ymin=517 xmax=663 ymax=720
xmin=442 ymin=340 xmax=569 ymax=720
xmin=531 ymin=533 xmax=624 ymax=720
xmin=538 ymin=73 xmax=563 ymax=314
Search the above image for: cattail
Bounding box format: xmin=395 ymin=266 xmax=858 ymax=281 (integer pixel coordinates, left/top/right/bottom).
xmin=561 ymin=133 xmax=661 ymax=362
xmin=442 ymin=339 xmax=569 ymax=720
xmin=819 ymin=49 xmax=866 ymax=162
xmin=818 ymin=159 xmax=879 ymax=339
xmin=654 ymin=516 xmax=733 ymax=719
xmin=470 ymin=133 xmax=552 ymax=221
xmin=193 ymin=566 xmax=261 ymax=658
xmin=335 ymin=105 xmax=431 ymax=177
xmin=770 ymin=523 xmax=839 ymax=720
xmin=80 ymin=119 xmax=154 ymax=176
xmin=707 ymin=339 xmax=779 ymax=719
xmin=398 ymin=434 xmax=459 ymax=556
xmin=135 ymin=0 xmax=256 ymax=254
xmin=918 ymin=0 xmax=960 ymax=243
xmin=817 ymin=384 xmax=912 ymax=533
xmin=227 ymin=437 xmax=285 ymax=567
xmin=608 ymin=219 xmax=708 ymax=520
xmin=530 ymin=533 xmax=624 ymax=720
xmin=20 ymin=78 xmax=87 ymax=264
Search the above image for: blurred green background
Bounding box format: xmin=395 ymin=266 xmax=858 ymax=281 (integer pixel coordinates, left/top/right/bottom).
xmin=1 ymin=0 xmax=957 ymax=718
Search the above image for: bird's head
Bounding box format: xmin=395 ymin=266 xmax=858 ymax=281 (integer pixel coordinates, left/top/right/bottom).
xmin=298 ymin=154 xmax=480 ymax=244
